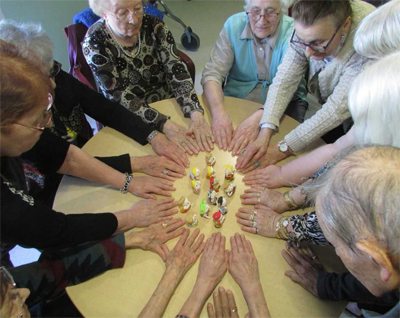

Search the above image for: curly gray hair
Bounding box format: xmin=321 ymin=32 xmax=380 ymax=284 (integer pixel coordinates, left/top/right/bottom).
xmin=0 ymin=19 xmax=53 ymax=72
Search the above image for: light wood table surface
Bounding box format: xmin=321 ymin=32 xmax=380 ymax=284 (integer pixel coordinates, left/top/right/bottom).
xmin=54 ymin=96 xmax=345 ymax=317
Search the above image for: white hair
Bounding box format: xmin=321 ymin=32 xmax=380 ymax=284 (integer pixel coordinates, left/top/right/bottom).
xmin=348 ymin=52 xmax=400 ymax=148
xmin=314 ymin=146 xmax=400 ymax=270
xmin=0 ymin=19 xmax=53 ymax=71
xmin=88 ymin=0 xmax=105 ymax=17
xmin=354 ymin=0 xmax=400 ymax=59
xmin=243 ymin=0 xmax=283 ymax=11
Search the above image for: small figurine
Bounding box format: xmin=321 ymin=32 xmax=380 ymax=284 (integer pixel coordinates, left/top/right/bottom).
xmin=207 ymin=189 xmax=218 ymax=205
xmin=191 ymin=180 xmax=201 ymax=194
xmin=178 ymin=197 xmax=191 ymax=213
xmin=212 ymin=210 xmax=225 ymax=228
xmin=210 ymin=176 xmax=221 ymax=192
xmin=224 ymin=165 xmax=235 ymax=181
xmin=224 ymin=182 xmax=236 ymax=197
xmin=186 ymin=214 xmax=198 ymax=227
xmin=199 ymin=199 xmax=210 ymax=218
xmin=206 ymin=153 xmax=216 ymax=166
xmin=217 ymin=195 xmax=227 ymax=208
xmin=206 ymin=166 xmax=215 ymax=179
xmin=189 ymin=167 xmax=200 ymax=180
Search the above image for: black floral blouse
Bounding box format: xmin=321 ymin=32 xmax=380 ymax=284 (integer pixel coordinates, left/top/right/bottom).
xmin=83 ymin=15 xmax=203 ymax=128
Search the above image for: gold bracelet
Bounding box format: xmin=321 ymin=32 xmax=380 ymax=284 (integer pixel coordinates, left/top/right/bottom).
xmin=283 ymin=191 xmax=298 ymax=210
xmin=275 ymin=216 xmax=290 ymax=240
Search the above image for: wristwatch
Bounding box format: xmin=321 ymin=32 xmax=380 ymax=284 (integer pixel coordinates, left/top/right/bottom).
xmin=146 ymin=130 xmax=159 ymax=143
xmin=278 ymin=140 xmax=290 ymax=153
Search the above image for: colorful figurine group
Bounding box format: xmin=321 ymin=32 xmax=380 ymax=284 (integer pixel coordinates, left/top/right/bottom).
xmin=182 ymin=153 xmax=237 ymax=229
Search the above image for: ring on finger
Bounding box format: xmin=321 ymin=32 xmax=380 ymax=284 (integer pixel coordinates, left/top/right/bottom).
xmin=231 ymin=308 xmax=237 ymax=313
xmin=162 ymin=222 xmax=168 ymax=228
xmin=251 ymin=220 xmax=257 ymax=228
xmin=163 ymin=169 xmax=169 ymax=176
xmin=254 ymin=161 xmax=260 ymax=168
xmin=250 ymin=214 xmax=255 ymax=221
xmin=253 ymin=209 xmax=257 ymax=216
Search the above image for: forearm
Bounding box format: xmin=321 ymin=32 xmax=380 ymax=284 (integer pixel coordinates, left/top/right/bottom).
xmin=179 ymin=279 xmax=216 ymax=318
xmin=58 ymin=145 xmax=126 ymax=192
xmin=241 ymin=281 xmax=270 ymax=318
xmin=279 ymin=143 xmax=339 ymax=185
xmin=203 ymin=80 xmax=226 ymax=117
xmin=138 ymin=267 xmax=184 ymax=317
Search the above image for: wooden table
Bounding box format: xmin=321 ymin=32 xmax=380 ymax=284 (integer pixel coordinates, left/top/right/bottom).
xmin=54 ymin=96 xmax=345 ymax=317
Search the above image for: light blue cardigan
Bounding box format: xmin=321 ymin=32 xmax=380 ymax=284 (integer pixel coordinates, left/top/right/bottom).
xmin=223 ymin=12 xmax=305 ymax=102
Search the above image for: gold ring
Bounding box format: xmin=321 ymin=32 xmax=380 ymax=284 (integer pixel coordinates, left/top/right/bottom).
xmin=162 ymin=223 xmax=168 ymax=228
xmin=231 ymin=308 xmax=237 ymax=313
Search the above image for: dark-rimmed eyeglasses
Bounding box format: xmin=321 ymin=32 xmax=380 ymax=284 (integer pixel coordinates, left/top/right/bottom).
xmin=4 ymin=93 xmax=54 ymax=132
xmin=246 ymin=7 xmax=280 ymax=21
xmin=290 ymin=22 xmax=342 ymax=53
xmin=49 ymin=61 xmax=62 ymax=78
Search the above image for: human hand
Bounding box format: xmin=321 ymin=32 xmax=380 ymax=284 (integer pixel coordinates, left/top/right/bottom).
xmin=127 ymin=197 xmax=178 ymax=228
xmin=132 ymin=155 xmax=185 ymax=181
xmin=207 ymin=287 xmax=239 ymax=318
xmin=150 ymin=133 xmax=189 ymax=168
xmin=282 ymin=244 xmax=323 ymax=297
xmin=196 ymin=233 xmax=228 ymax=288
xmin=163 ymin=120 xmax=200 ymax=155
xmin=188 ymin=111 xmax=214 ymax=152
xmin=236 ymin=205 xmax=281 ymax=237
xmin=240 ymin=187 xmax=289 ymax=213
xmin=228 ymin=233 xmax=260 ymax=289
xmin=124 ymin=218 xmax=185 ymax=261
xmin=128 ymin=175 xmax=175 ymax=199
xmin=165 ymin=228 xmax=205 ymax=277
xmin=228 ymin=109 xmax=262 ymax=156
xmin=235 ymin=128 xmax=272 ymax=171
xmin=243 ymin=165 xmax=286 ymax=188
xmin=211 ymin=111 xmax=234 ymax=151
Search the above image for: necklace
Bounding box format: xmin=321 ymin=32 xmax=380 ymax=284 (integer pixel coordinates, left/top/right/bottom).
xmin=105 ymin=21 xmax=141 ymax=59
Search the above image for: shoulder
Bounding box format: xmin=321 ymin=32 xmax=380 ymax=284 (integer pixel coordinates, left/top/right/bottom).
xmin=224 ymin=12 xmax=247 ymax=33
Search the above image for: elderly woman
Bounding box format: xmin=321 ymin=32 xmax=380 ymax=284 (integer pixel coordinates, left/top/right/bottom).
xmin=238 ymin=51 xmax=400 ymax=240
xmin=83 ymin=0 xmax=213 ymax=153
xmin=201 ymin=0 xmax=308 ymax=150
xmin=243 ymin=0 xmax=400 ymax=187
xmin=236 ymin=0 xmax=375 ymax=170
xmin=284 ymin=146 xmax=400 ymax=316
xmin=0 ymin=44 xmax=183 ymax=264
xmin=0 ymin=19 xmax=189 ymax=167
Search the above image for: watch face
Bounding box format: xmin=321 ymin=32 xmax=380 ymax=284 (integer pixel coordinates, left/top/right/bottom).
xmin=279 ymin=142 xmax=288 ymax=152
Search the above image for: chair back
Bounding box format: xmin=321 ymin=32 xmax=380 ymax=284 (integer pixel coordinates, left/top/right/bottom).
xmin=64 ymin=23 xmax=97 ymax=90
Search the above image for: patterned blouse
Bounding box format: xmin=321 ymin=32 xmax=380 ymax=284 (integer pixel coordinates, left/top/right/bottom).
xmin=83 ymin=15 xmax=203 ymax=128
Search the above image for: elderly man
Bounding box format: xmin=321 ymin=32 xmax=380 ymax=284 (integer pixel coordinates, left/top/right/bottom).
xmin=201 ymin=0 xmax=307 ymax=150
xmin=236 ymin=0 xmax=375 ymax=171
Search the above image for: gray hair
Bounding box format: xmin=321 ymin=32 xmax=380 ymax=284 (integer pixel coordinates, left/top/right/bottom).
xmin=313 ymin=146 xmax=400 ymax=270
xmin=0 ymin=19 xmax=53 ymax=72
xmin=243 ymin=0 xmax=283 ymax=11
xmin=354 ymin=0 xmax=400 ymax=60
xmin=349 ymin=52 xmax=400 ymax=147
xmin=88 ymin=0 xmax=105 ymax=17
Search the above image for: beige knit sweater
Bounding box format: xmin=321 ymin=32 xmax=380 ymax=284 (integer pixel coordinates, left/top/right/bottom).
xmin=260 ymin=0 xmax=375 ymax=152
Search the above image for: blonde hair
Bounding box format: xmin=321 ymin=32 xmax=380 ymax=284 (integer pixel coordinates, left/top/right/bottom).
xmin=349 ymin=52 xmax=400 ymax=147
xmin=354 ymin=0 xmax=400 ymax=60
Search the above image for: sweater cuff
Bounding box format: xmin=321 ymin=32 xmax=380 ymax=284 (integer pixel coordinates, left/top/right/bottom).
xmin=284 ymin=131 xmax=307 ymax=153
xmin=95 ymin=154 xmax=132 ymax=174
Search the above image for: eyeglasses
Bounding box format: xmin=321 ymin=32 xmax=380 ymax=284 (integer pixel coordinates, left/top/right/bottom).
xmin=290 ymin=22 xmax=342 ymax=53
xmin=107 ymin=6 xmax=144 ymax=22
xmin=246 ymin=7 xmax=280 ymax=21
xmin=11 ymin=94 xmax=54 ymax=132
xmin=49 ymin=61 xmax=62 ymax=78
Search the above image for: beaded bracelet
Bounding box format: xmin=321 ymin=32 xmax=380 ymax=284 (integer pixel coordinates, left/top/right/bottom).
xmin=120 ymin=173 xmax=133 ymax=194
